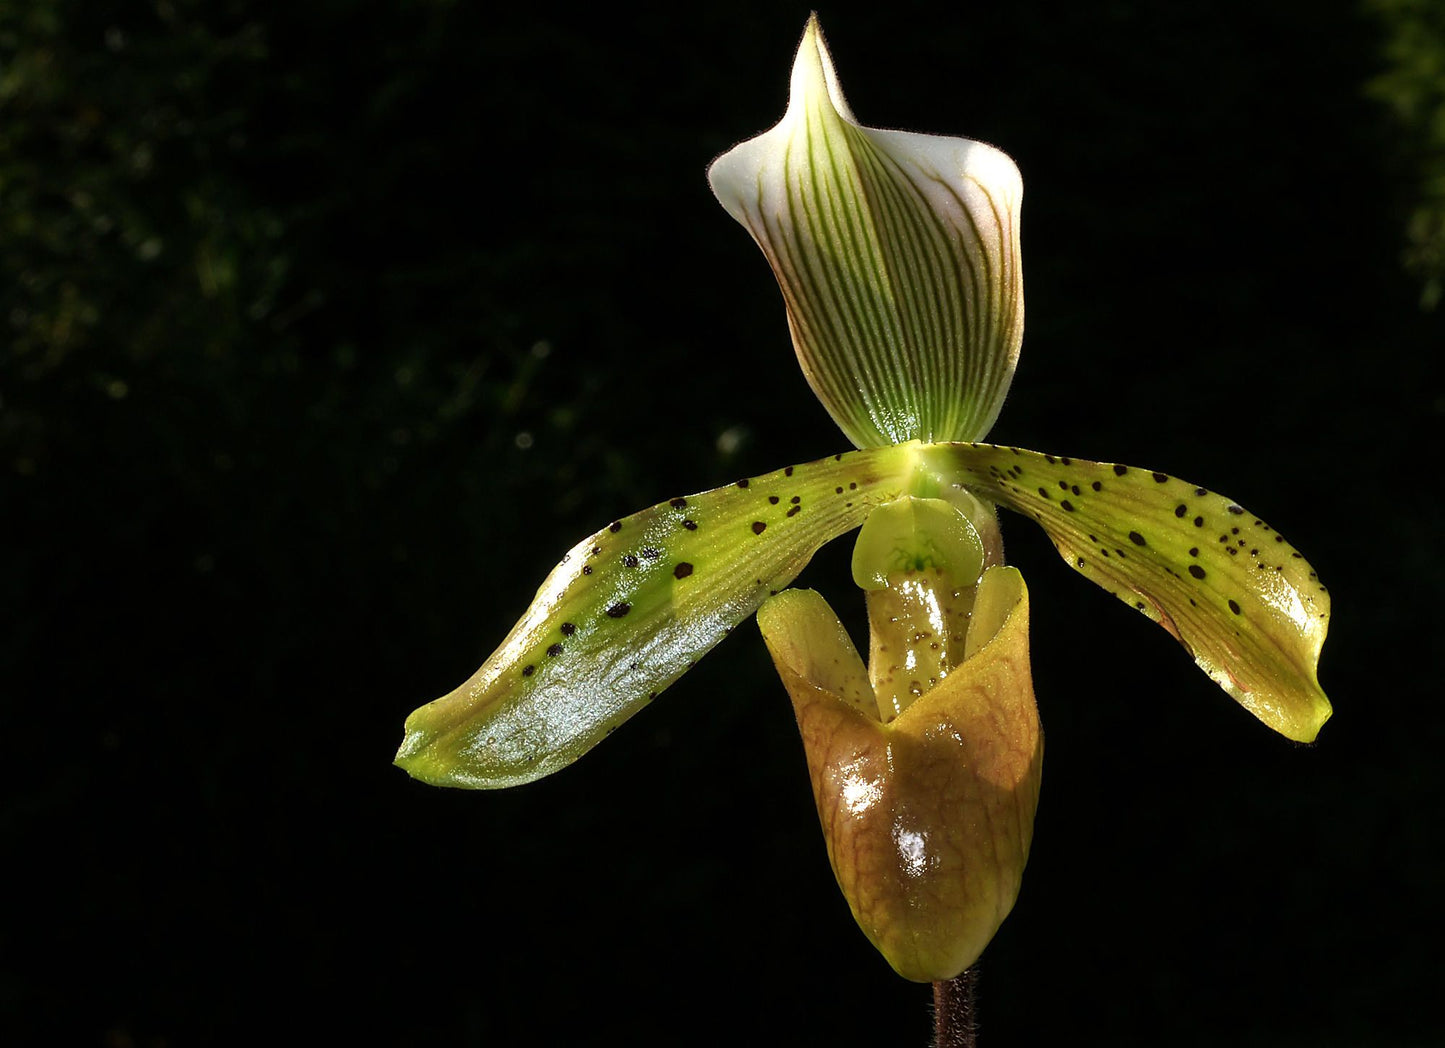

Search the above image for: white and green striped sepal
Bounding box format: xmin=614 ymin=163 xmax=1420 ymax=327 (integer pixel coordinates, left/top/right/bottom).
xmin=708 ymin=15 xmax=1023 ymax=449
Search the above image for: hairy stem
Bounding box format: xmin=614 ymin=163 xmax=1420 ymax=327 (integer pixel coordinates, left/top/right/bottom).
xmin=932 ymin=967 xmax=978 ymax=1048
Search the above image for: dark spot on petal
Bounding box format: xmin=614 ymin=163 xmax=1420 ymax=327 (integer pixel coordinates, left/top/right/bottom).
xmin=790 ymin=495 xmax=801 ymax=504
xmin=1226 ymin=504 xmax=1244 ymax=515
xmin=1061 ymin=456 xmax=1073 ymax=466
xmin=622 ymin=555 xmax=639 ymax=568
xmin=606 ymin=602 xmax=631 ymax=618
xmin=1058 ymin=480 xmax=1069 ymax=491
xmin=1045 ymin=453 xmax=1057 ymax=464
xmin=1189 ymin=565 xmax=1206 ymax=580
xmin=752 ymin=521 xmax=767 ymax=534
xmin=784 ymin=466 xmax=794 ymax=476
xmin=736 ymin=478 xmax=750 ymax=489
xmin=609 ymin=521 xmax=622 ymax=533
xmin=522 ymin=664 xmax=535 ymax=677
xmin=786 ymin=505 xmax=801 ymax=517
xmin=1228 ymin=599 xmax=1242 ymax=615
xmin=768 ymin=495 xmax=780 ymax=505
xmin=561 ymin=622 xmax=576 ymax=636
xmin=1193 ymin=516 xmax=1204 ymax=527
xmin=1038 ymin=487 xmax=1051 ymax=499
xmin=1195 ymin=487 xmax=1209 ymax=497
xmin=1091 ymin=481 xmax=1103 ymax=491
xmin=674 ymin=562 xmax=693 ymax=579
xmin=1175 ymin=504 xmax=1188 ymax=518
xmin=1071 ymin=485 xmax=1081 ymax=495
xmin=581 ymin=565 xmax=593 ymax=575
xmin=683 ymin=519 xmax=697 ymax=530
xmin=849 ymin=482 xmax=857 ymax=490
xmin=835 ymin=487 xmax=844 ymax=494
xmin=546 ymin=643 xmax=563 ymax=657
xmin=1113 ymin=464 xmax=1128 ymax=476
xmin=1152 ymin=472 xmax=1168 ymax=483
xmin=1128 ymin=531 xmax=1146 ymax=546
xmin=1189 ymin=547 xmax=1199 ymax=557
xmin=1076 ymin=556 xmax=1085 ymax=567
xmin=670 ymin=497 xmax=687 ymax=509
xmin=590 ymin=546 xmax=602 ymax=556
xmin=1061 ymin=499 xmax=1075 ymax=512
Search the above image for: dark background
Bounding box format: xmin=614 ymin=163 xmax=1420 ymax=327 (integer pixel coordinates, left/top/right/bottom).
xmin=4 ymin=0 xmax=1442 ymax=1044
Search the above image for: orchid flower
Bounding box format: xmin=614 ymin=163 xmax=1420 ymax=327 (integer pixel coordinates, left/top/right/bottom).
xmin=396 ymin=16 xmax=1331 ymax=985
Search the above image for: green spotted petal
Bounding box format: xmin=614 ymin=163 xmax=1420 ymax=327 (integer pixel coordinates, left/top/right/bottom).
xmin=707 ymin=16 xmax=1023 ymax=448
xmin=914 ymin=442 xmax=1333 ymax=742
xmin=395 ymin=444 xmax=918 ymax=788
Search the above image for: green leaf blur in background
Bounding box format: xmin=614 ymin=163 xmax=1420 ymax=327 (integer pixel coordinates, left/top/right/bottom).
xmin=2 ymin=2 xmax=1441 ymax=1045
xmin=1366 ymin=0 xmax=1445 ymax=309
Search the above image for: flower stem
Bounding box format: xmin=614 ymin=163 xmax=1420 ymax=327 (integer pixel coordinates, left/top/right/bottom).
xmin=932 ymin=967 xmax=978 ymax=1048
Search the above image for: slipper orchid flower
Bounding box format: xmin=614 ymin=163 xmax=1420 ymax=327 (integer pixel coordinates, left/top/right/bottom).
xmin=396 ymin=16 xmax=1331 ymax=984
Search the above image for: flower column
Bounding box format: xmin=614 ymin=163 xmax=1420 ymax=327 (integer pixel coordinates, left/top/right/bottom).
xmin=710 ymin=16 xmax=1039 ymax=979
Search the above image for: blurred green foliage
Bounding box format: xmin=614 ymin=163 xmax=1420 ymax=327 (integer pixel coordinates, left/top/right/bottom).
xmin=1366 ymin=0 xmax=1445 ymax=309
xmin=1 ymin=0 xmax=588 ymax=482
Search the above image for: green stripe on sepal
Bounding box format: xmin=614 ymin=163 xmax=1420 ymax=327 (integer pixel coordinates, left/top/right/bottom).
xmin=395 ymin=444 xmax=917 ymax=788
xmin=915 ymin=442 xmax=1333 ymax=742
xmin=707 ymin=16 xmax=1023 ymax=449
